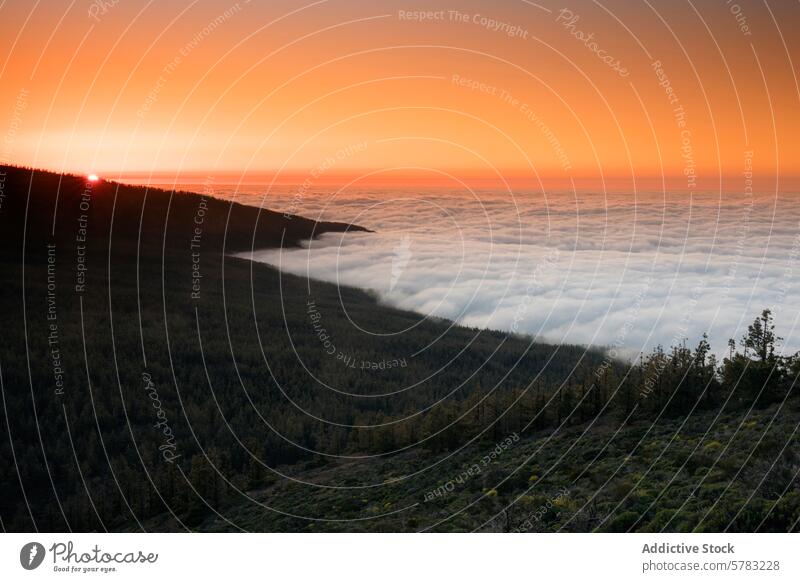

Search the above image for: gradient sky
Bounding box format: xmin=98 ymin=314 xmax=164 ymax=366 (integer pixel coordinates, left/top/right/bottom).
xmin=1 ymin=0 xmax=798 ymax=189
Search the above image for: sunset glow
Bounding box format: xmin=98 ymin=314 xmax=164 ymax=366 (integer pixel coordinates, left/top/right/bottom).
xmin=1 ymin=0 xmax=797 ymax=190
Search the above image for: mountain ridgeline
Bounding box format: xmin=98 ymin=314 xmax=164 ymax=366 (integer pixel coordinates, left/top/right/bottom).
xmin=0 ymin=165 xmax=797 ymax=532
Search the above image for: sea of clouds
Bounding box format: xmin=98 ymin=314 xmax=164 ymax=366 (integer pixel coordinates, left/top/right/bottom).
xmin=207 ymin=185 xmax=800 ymax=359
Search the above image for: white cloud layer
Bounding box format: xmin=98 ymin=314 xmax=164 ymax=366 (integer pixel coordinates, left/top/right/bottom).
xmin=220 ymin=186 xmax=800 ymax=358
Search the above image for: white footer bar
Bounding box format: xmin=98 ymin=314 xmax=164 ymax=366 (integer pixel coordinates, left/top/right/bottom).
xmin=1 ymin=533 xmax=797 ymax=581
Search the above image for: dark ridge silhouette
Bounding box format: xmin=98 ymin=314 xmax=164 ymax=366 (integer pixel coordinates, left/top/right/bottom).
xmin=0 ymin=164 xmax=370 ymax=256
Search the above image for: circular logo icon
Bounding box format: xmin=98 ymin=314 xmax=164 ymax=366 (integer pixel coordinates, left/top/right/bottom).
xmin=20 ymin=542 xmax=46 ymax=570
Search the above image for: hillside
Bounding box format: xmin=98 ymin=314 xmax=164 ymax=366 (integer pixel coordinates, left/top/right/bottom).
xmin=0 ymin=165 xmax=797 ymax=533
xmin=0 ymin=166 xmax=608 ymax=531
xmin=188 ymin=402 xmax=800 ymax=532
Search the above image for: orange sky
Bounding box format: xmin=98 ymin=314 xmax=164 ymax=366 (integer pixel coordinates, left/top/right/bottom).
xmin=0 ymin=0 xmax=798 ymax=190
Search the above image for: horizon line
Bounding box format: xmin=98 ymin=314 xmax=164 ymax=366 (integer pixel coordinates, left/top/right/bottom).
xmin=4 ymin=163 xmax=798 ymax=192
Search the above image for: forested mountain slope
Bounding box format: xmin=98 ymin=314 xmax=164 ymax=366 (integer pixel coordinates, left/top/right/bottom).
xmin=0 ymin=166 xmax=796 ymax=532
